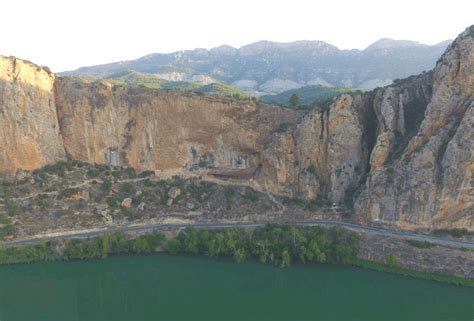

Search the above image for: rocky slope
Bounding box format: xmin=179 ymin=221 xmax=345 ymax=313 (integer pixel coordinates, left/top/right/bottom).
xmin=0 ymin=26 xmax=472 ymax=232
xmin=61 ymin=38 xmax=449 ymax=94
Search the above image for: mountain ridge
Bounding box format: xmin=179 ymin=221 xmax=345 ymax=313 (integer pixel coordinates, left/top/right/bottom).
xmin=61 ymin=37 xmax=451 ymax=94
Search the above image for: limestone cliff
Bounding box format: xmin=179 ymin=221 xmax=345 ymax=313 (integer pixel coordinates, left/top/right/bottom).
xmin=258 ymin=94 xmax=373 ymax=203
xmin=355 ymin=26 xmax=474 ymax=230
xmin=0 ymin=26 xmax=472 ymax=231
xmin=54 ymin=78 xmax=299 ymax=187
xmin=53 ymin=80 xmax=372 ymax=203
xmin=0 ymin=56 xmax=65 ymax=178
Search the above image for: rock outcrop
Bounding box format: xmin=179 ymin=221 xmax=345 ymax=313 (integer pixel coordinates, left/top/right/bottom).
xmin=355 ymin=26 xmax=474 ymax=230
xmin=0 ymin=26 xmax=472 ymax=231
xmin=54 ymin=79 xmax=373 ymax=203
xmin=0 ymin=56 xmax=65 ymax=178
xmin=54 ymin=78 xmax=297 ymax=183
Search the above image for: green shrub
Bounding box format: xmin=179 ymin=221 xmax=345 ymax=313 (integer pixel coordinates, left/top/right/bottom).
xmin=106 ymin=196 xmax=120 ymax=209
xmin=406 ymin=240 xmax=435 ymax=249
xmin=132 ymin=193 xmax=145 ymax=205
xmin=307 ymin=164 xmax=316 ymax=175
xmin=275 ymin=123 xmax=290 ymax=133
xmin=112 ymin=171 xmax=122 ymax=178
xmin=101 ymin=179 xmax=113 ymax=193
xmin=123 ymin=208 xmax=140 ymax=221
xmin=0 ymin=224 xmax=15 ymax=238
xmin=86 ymin=168 xmax=100 ymax=178
xmin=124 ymin=167 xmax=136 ymax=178
xmin=385 ymin=253 xmax=398 ymax=268
xmin=54 ymin=209 xmax=65 ymax=218
xmin=224 ymin=187 xmax=235 ymax=199
xmin=119 ymin=182 xmax=134 ymax=195
xmin=143 ymin=179 xmax=154 ymax=187
xmin=432 ymin=228 xmax=472 ymax=238
xmin=138 ymin=170 xmax=154 ymax=178
xmin=436 ymin=141 xmax=448 ymax=163
xmin=171 ymin=176 xmax=184 ymax=188
xmin=306 ymin=196 xmax=331 ymax=212
xmin=289 ymin=93 xmax=300 ymax=107
xmin=282 ymin=197 xmax=305 ymax=206
xmin=385 ymin=167 xmax=395 ymax=184
xmin=3 ymin=198 xmax=21 ymax=216
xmin=244 ymin=189 xmax=258 ymax=202
xmin=160 ymin=193 xmax=169 ymax=205
xmin=0 ymin=215 xmax=11 ymax=225
xmin=34 ymin=197 xmax=49 ymax=211
xmin=343 ymin=185 xmax=357 ymax=209
xmin=42 ymin=161 xmax=69 ymax=176
xmin=57 ymin=188 xmax=80 ymax=200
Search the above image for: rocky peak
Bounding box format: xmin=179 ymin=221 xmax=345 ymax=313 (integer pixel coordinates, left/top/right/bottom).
xmin=364 ymin=38 xmax=426 ymax=52
xmin=209 ymin=45 xmax=238 ymax=56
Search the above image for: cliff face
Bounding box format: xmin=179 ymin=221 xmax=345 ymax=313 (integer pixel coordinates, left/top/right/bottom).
xmin=355 ymin=26 xmax=474 ymax=230
xmin=54 ymin=79 xmax=376 ymax=203
xmin=258 ymin=94 xmax=373 ymax=203
xmin=0 ymin=26 xmax=472 ymax=231
xmin=0 ymin=56 xmax=65 ymax=178
xmin=54 ymin=78 xmax=299 ymax=186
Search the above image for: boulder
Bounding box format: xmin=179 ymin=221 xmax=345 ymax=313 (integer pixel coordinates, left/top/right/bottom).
xmin=121 ymin=198 xmax=133 ymax=208
xmin=137 ymin=202 xmax=146 ymax=211
xmin=167 ymin=187 xmax=181 ymax=199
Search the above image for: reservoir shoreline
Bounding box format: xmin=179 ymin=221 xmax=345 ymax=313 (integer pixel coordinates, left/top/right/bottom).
xmin=1 ymin=225 xmax=473 ymax=287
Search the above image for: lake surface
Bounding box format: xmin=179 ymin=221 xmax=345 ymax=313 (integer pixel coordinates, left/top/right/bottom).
xmin=0 ymin=254 xmax=472 ymax=321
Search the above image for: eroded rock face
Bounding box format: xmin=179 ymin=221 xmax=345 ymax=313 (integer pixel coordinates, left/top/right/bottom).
xmin=258 ymin=94 xmax=373 ymax=203
xmin=53 ymin=77 xmax=375 ymax=202
xmin=0 ymin=56 xmax=65 ymax=178
xmin=355 ymin=26 xmax=474 ymax=230
xmin=54 ymin=78 xmax=301 ymax=192
xmin=0 ymin=26 xmax=472 ymax=231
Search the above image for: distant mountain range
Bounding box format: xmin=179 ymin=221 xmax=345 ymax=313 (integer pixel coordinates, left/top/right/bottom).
xmin=61 ymin=38 xmax=451 ymax=94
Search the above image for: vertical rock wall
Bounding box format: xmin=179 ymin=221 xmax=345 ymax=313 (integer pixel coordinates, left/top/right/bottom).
xmin=0 ymin=56 xmax=65 ymax=178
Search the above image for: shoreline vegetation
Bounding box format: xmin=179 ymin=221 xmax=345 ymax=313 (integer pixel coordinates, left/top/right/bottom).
xmin=0 ymin=225 xmax=472 ymax=287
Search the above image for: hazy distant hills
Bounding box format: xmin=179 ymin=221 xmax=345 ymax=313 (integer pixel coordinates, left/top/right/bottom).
xmin=61 ymin=38 xmax=451 ymax=94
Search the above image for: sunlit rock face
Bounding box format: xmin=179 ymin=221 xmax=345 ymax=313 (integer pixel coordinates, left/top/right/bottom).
xmin=0 ymin=56 xmax=65 ymax=178
xmin=0 ymin=26 xmax=472 ymax=231
xmin=54 ymin=77 xmax=299 ymax=194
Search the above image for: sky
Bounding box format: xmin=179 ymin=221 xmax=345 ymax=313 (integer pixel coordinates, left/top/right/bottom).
xmin=1 ymin=0 xmax=473 ymax=72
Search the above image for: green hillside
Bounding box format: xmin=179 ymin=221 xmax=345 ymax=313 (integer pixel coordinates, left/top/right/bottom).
xmin=260 ymin=85 xmax=356 ymax=106
xmin=108 ymin=71 xmax=250 ymax=99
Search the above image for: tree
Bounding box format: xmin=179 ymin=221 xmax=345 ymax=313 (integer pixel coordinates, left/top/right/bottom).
xmin=280 ymin=248 xmax=291 ymax=267
xmin=385 ymin=254 xmax=398 ymax=268
xmin=233 ymin=247 xmax=246 ymax=263
xmin=289 ymin=93 xmax=300 ymax=107
xmin=166 ymin=238 xmax=182 ymax=255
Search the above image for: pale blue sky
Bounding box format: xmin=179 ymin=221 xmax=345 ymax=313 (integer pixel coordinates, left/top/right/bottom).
xmin=1 ymin=0 xmax=473 ymax=72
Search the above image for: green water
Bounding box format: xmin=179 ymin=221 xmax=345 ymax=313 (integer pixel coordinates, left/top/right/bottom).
xmin=0 ymin=255 xmax=472 ymax=321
